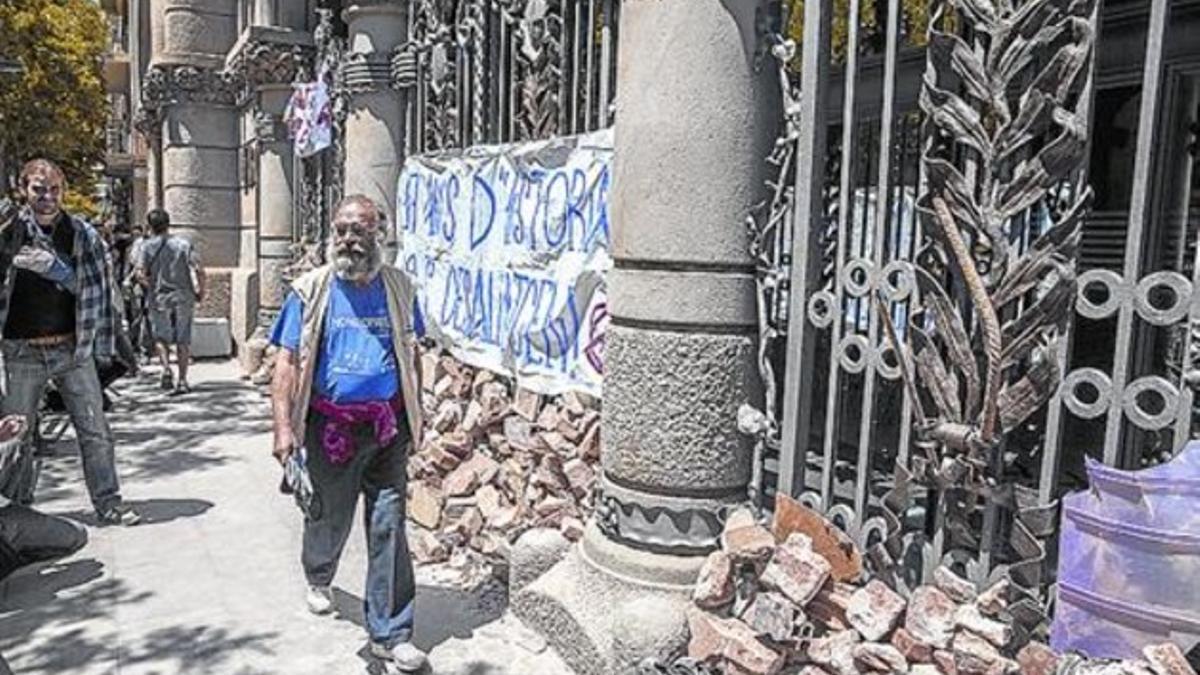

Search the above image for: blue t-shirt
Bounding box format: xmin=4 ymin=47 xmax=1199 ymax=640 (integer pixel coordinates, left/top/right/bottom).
xmin=269 ymin=277 xmax=425 ymax=403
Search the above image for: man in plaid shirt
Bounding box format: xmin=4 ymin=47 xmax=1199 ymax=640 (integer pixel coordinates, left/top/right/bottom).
xmin=0 ymin=159 xmax=139 ymax=526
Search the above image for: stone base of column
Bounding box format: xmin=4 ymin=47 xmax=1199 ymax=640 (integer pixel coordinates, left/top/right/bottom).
xmin=512 ymin=522 xmax=704 ymax=675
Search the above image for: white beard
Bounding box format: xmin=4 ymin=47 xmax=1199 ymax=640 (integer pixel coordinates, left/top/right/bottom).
xmin=329 ymin=237 xmax=383 ymax=282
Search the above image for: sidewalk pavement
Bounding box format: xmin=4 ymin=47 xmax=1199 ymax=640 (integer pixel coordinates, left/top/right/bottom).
xmin=0 ymin=360 xmax=572 ymax=675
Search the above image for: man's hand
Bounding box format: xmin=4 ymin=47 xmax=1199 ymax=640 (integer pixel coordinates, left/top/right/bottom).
xmin=273 ymin=429 xmax=297 ymax=465
xmin=12 ymin=246 xmax=57 ymax=275
xmin=0 ymin=415 xmax=27 ymax=444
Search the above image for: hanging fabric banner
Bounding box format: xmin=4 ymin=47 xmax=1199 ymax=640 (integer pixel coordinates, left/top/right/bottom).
xmin=395 ymin=129 xmax=613 ymax=397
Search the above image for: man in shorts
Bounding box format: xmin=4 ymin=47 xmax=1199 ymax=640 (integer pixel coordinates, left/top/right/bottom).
xmin=136 ymin=209 xmax=205 ymax=395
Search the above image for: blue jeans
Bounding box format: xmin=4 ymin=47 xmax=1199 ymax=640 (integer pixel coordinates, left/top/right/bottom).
xmin=0 ymin=503 xmax=88 ymax=581
xmin=0 ymin=341 xmax=123 ymax=514
xmin=302 ymin=414 xmax=415 ymax=646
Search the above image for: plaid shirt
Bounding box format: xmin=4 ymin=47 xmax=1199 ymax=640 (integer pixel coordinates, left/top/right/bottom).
xmin=0 ymin=210 xmax=116 ymax=363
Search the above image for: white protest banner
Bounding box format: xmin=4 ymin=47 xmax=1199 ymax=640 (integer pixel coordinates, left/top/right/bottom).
xmin=395 ymin=128 xmax=613 ymax=397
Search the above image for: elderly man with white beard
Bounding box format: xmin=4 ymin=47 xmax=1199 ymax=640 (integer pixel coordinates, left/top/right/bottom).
xmin=268 ymin=194 xmax=427 ymax=671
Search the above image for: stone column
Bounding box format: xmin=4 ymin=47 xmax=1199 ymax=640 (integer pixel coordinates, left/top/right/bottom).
xmin=512 ymin=2 xmax=780 ymax=673
xmin=341 ymin=2 xmax=407 ymax=224
xmin=254 ymin=85 xmax=295 ymax=323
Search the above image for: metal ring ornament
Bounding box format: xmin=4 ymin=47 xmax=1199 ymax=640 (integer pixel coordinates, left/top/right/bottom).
xmin=1075 ymin=270 xmax=1124 ymax=320
xmin=874 ymin=343 xmax=903 ymax=380
xmin=1121 ymin=376 xmax=1179 ymax=430
xmin=838 ymin=334 xmax=871 ymax=374
xmin=1061 ymin=368 xmax=1113 ymax=419
xmin=842 ymin=259 xmax=876 ymax=298
xmin=880 ymin=260 xmax=915 ymax=302
xmin=807 ymin=290 xmax=836 ymax=328
xmin=1134 ymin=271 xmax=1192 ymax=326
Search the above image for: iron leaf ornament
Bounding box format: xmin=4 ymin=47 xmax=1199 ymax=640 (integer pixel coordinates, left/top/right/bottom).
xmin=885 ymin=0 xmax=1095 ymax=488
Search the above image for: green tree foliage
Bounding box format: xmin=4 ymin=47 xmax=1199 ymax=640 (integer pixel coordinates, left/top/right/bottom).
xmin=784 ymin=0 xmax=932 ymax=69
xmin=0 ymin=0 xmax=108 ymax=216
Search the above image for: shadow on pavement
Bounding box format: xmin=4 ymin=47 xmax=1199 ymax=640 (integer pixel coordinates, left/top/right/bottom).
xmin=0 ymin=563 xmax=153 ymax=673
xmin=118 ymin=624 xmax=279 ymax=674
xmin=58 ymin=497 xmax=214 ymax=527
xmin=30 ymin=371 xmax=272 ymax=504
xmin=332 ymin=579 xmax=506 ymax=673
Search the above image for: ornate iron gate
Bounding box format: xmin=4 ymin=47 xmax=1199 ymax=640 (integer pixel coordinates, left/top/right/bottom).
xmin=754 ymin=0 xmax=1200 ymax=605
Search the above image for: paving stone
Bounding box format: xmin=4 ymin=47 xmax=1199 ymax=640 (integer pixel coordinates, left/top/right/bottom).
xmin=693 ymin=550 xmax=736 ymax=609
xmin=934 ymin=566 xmax=977 ymax=603
xmin=578 ymin=421 xmax=601 ymax=462
xmin=975 ymin=578 xmax=1009 ymax=618
xmin=905 ymin=586 xmax=957 ymax=648
xmin=1017 ymin=641 xmax=1060 ymax=675
xmin=934 ymin=650 xmax=959 ymax=675
xmin=1143 ymin=643 xmax=1197 ymax=675
xmin=760 ymin=534 xmax=831 ymax=606
xmin=951 ymin=630 xmax=1005 ymax=675
xmin=773 ymin=493 xmax=864 ymax=582
xmin=846 ymin=579 xmax=906 ymax=641
xmin=853 ymin=642 xmax=908 ymax=673
xmin=954 ymin=604 xmax=1011 ymax=648
xmin=739 ymin=591 xmax=795 ymax=643
xmin=686 ymin=608 xmax=786 ymax=675
xmin=806 ymin=629 xmax=862 ymax=675
xmin=724 ymin=524 xmax=777 ymax=564
xmin=891 ymin=626 xmax=935 ymax=664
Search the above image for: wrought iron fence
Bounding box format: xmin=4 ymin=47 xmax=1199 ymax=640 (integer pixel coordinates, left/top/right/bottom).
xmin=398 ymin=0 xmax=620 ymax=154
xmin=750 ymin=0 xmax=1200 ymax=610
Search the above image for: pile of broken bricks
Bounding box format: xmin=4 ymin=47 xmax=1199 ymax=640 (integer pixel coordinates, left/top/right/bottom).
xmin=403 ymin=353 xmax=601 ymax=567
xmin=245 ymin=346 xmax=603 ymax=572
xmin=684 ymin=499 xmax=1197 ymax=675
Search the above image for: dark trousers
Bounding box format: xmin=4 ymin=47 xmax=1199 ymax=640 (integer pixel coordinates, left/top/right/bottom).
xmin=0 ymin=503 xmax=88 ymax=582
xmin=301 ymin=414 xmax=415 ymax=647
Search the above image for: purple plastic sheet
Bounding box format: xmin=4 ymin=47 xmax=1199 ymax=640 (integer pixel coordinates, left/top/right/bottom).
xmin=1051 ymin=441 xmax=1200 ymax=660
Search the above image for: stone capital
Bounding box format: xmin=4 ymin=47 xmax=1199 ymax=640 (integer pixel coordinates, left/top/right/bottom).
xmin=136 ymin=63 xmax=239 ymax=137
xmin=341 ymin=1 xmax=409 ymax=25
xmin=225 ymin=26 xmax=316 ymax=99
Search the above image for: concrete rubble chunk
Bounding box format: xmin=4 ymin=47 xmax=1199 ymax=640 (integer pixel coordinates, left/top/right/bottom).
xmin=1016 ymin=642 xmax=1060 ymax=675
xmin=562 ymin=458 xmax=595 ymax=497
xmin=1143 ymin=642 xmax=1197 ymax=675
xmin=578 ymin=420 xmax=601 ymax=462
xmin=739 ymin=590 xmax=795 ymax=644
xmin=723 ymin=524 xmax=777 ymax=563
xmin=503 ymin=416 xmax=537 ymax=451
xmin=975 ymin=578 xmax=1009 ymax=618
xmin=954 ymin=604 xmax=1011 ymax=648
xmin=411 ymin=527 xmax=449 ymax=564
xmin=905 ymin=586 xmax=957 ymax=649
xmin=693 ymin=550 xmax=736 ymax=609
xmin=443 ymin=460 xmax=483 ymax=497
xmin=511 ymin=387 xmax=541 ymax=422
xmin=461 ymin=400 xmax=484 ymax=434
xmin=562 ymin=391 xmax=588 ymax=417
xmin=934 ymin=650 xmax=959 ymax=675
xmin=891 ymin=627 xmax=935 ymax=664
xmin=798 ymin=668 xmax=836 ymax=675
xmin=806 ymin=629 xmax=862 ymax=675
xmin=853 ymin=642 xmax=909 ymax=673
xmin=421 ymin=352 xmax=443 ymax=392
xmin=536 ymin=404 xmax=561 ymax=431
xmin=934 ymin=566 xmax=977 ymax=604
xmin=408 ymin=482 xmax=444 ymax=530
xmin=912 ymin=666 xmax=943 ymax=675
xmin=540 ymin=430 xmax=576 ymax=456
xmin=433 ymin=399 xmax=464 ymax=433
xmin=559 ymin=516 xmax=585 ymax=541
xmin=846 ymin=579 xmax=907 ymax=642
xmin=451 ymin=506 xmax=485 ymax=539
xmin=951 ymin=630 xmax=1005 ymax=675
xmin=476 ymin=484 xmax=504 ymax=520
xmin=686 ymin=608 xmax=785 ymax=675
xmin=808 ymin=582 xmax=852 ymax=630
xmin=773 ymin=493 xmax=864 ymax=582
xmin=471 ymin=369 xmax=494 ymax=397
xmin=760 ymin=533 xmax=832 ymax=606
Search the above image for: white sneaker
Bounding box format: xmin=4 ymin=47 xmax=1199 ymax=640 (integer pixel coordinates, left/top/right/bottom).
xmin=305 ymin=585 xmax=333 ymax=615
xmin=369 ymin=641 xmax=428 ymax=672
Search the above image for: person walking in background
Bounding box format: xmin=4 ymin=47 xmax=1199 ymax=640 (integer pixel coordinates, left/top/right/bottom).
xmin=135 ymin=209 xmax=205 ymax=395
xmin=0 ymin=159 xmax=140 ymax=526
xmin=268 ymin=194 xmax=427 ymax=672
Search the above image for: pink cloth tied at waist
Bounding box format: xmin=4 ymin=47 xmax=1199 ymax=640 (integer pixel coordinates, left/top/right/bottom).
xmin=310 ymin=395 xmax=404 ymax=465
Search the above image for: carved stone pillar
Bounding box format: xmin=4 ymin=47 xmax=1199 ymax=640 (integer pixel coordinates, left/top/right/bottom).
xmin=225 ymin=29 xmax=314 ymax=327
xmin=341 ymin=2 xmax=407 ymax=224
xmin=511 ymin=2 xmax=780 ymax=673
